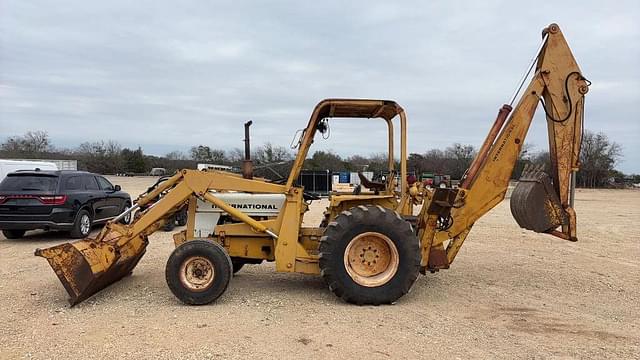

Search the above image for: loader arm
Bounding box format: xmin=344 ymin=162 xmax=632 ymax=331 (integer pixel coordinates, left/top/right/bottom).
xmin=417 ymin=23 xmax=589 ymax=270
xmin=35 ymin=169 xmax=286 ymax=305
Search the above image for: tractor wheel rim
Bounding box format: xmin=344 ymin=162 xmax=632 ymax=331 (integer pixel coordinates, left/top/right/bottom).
xmin=180 ymin=256 xmax=214 ymax=292
xmin=80 ymin=214 xmax=90 ymax=235
xmin=344 ymin=231 xmax=399 ymax=287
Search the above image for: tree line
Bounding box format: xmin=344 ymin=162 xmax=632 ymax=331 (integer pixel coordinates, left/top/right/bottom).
xmin=0 ymin=130 xmax=631 ymax=188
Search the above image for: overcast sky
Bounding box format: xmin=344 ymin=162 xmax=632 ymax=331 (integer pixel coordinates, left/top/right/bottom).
xmin=1 ymin=1 xmax=638 ymax=173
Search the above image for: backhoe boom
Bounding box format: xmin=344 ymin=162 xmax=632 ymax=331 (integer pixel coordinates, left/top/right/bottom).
xmin=417 ymin=23 xmax=589 ymax=271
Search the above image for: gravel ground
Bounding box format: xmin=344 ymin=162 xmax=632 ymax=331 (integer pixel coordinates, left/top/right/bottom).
xmin=0 ymin=176 xmax=638 ymax=359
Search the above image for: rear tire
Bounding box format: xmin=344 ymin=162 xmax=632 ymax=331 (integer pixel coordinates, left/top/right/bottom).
xmin=319 ymin=205 xmax=420 ymax=305
xmin=2 ymin=229 xmax=26 ymax=239
xmin=165 ymin=240 xmax=233 ymax=305
xmin=70 ymin=209 xmax=92 ymax=238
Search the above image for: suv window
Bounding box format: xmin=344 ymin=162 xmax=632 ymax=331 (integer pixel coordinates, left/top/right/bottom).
xmin=0 ymin=174 xmax=59 ymax=192
xmin=96 ymin=176 xmax=114 ymax=191
xmin=83 ymin=176 xmax=99 ymax=190
xmin=63 ymin=176 xmax=84 ymax=191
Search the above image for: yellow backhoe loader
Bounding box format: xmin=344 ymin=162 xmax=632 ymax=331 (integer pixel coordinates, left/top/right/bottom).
xmin=36 ymin=23 xmax=589 ymax=306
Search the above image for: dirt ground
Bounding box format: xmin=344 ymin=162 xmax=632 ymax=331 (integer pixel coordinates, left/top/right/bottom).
xmin=0 ymin=176 xmax=638 ymax=359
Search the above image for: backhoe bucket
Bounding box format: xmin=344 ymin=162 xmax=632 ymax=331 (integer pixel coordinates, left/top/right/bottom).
xmin=34 ymin=225 xmax=148 ymax=305
xmin=510 ymin=164 xmax=567 ymax=233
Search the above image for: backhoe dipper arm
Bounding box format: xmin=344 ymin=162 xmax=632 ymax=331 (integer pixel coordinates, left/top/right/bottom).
xmin=419 ymin=24 xmax=589 ymax=269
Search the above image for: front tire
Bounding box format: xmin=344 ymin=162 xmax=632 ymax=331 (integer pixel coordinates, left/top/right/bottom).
xmin=165 ymin=240 xmax=233 ymax=305
xmin=2 ymin=229 xmax=26 ymax=239
xmin=319 ymin=205 xmax=420 ymax=305
xmin=70 ymin=209 xmax=92 ymax=238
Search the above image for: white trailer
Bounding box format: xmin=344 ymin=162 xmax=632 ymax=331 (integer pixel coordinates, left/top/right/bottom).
xmin=0 ymin=159 xmax=58 ymax=182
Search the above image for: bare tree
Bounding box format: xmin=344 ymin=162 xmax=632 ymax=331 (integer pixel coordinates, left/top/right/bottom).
xmin=75 ymin=140 xmax=123 ymax=174
xmin=444 ymin=143 xmax=476 ymax=179
xmin=578 ymin=130 xmax=622 ymax=188
xmin=422 ymin=149 xmax=448 ymax=174
xmin=165 ymin=150 xmax=188 ymax=160
xmin=305 ymin=151 xmax=345 ymax=171
xmin=189 ymin=145 xmax=227 ymax=164
xmin=254 ymin=142 xmax=293 ymax=165
xmin=226 ymin=148 xmax=246 ymax=164
xmin=1 ymin=130 xmax=51 ymax=155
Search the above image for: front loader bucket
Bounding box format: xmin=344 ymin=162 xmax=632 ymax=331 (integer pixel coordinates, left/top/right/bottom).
xmin=510 ymin=164 xmax=567 ymax=233
xmin=34 ymin=226 xmax=148 ymax=305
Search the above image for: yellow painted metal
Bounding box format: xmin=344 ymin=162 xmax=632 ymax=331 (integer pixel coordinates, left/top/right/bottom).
xmin=537 ymin=25 xmax=587 ymax=241
xmin=293 ymin=259 xmax=320 ymax=275
xmin=398 ymin=110 xmax=408 ymax=200
xmin=134 ymin=171 xmax=183 ymax=208
xmin=325 ymin=195 xmax=399 ymax=226
xmin=418 ymin=214 xmax=438 ymax=268
xmin=385 ymin=118 xmax=394 ymax=173
xmin=182 ymin=169 xmax=286 ymax=194
xmin=126 ymin=180 xmax=195 ymax=241
xmin=298 ymin=227 xmax=324 ymax=252
xmin=445 ymin=226 xmax=472 ymax=264
xmin=185 ymin=195 xmax=197 ymax=239
xmin=173 ymin=231 xmax=187 ymax=247
xmin=226 ymin=238 xmax=275 ymax=260
xmin=274 ymin=188 xmax=305 ymax=272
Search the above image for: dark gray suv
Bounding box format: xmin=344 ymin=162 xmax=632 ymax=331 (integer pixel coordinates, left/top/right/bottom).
xmin=0 ymin=170 xmax=131 ymax=239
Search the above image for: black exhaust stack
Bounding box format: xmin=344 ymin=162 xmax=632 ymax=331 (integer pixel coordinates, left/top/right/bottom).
xmin=243 ymin=120 xmax=253 ymax=179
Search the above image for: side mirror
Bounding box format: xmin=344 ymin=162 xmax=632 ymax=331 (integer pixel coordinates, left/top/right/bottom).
xmin=114 ymin=185 xmax=121 ymax=191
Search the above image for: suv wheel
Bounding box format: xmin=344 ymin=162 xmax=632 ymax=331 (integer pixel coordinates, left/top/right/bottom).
xmin=70 ymin=209 xmax=92 ymax=238
xmin=2 ymin=229 xmax=26 ymax=239
xmin=119 ymin=202 xmax=132 ymax=224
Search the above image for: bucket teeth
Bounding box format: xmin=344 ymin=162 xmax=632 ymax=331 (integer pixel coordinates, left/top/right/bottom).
xmin=519 ymin=163 xmax=547 ymax=182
